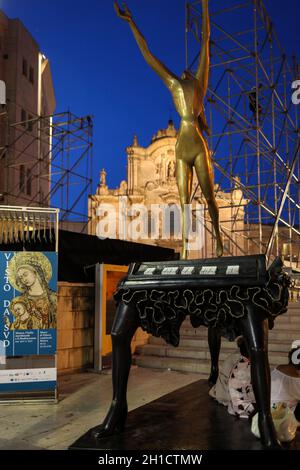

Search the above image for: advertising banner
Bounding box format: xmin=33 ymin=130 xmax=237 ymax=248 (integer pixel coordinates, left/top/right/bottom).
xmin=0 ymin=251 xmax=57 ymax=357
xmin=0 ymin=368 xmax=56 ymax=392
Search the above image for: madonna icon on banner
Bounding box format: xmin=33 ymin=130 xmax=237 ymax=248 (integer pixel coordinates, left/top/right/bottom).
xmin=0 ymin=251 xmax=57 ymax=356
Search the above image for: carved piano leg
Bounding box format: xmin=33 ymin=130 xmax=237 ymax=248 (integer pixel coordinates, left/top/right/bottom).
xmin=239 ymin=304 xmax=282 ymax=449
xmin=92 ymin=302 xmax=139 ymax=439
xmin=208 ymin=326 xmax=221 ymax=385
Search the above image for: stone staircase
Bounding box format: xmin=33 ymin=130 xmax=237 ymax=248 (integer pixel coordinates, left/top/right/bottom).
xmin=134 ymin=302 xmax=300 ymax=378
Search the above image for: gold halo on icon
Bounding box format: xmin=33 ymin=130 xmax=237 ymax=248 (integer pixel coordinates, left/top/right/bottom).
xmin=7 ymin=252 xmax=52 ymax=292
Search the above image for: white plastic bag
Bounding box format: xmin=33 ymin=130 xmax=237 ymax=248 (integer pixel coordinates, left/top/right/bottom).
xmin=251 ymin=402 xmax=300 ymax=442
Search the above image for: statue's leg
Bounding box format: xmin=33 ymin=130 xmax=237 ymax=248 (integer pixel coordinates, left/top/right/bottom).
xmin=92 ymin=302 xmax=139 ymax=438
xmin=176 ymin=158 xmax=193 ymax=260
xmin=194 ymin=151 xmax=223 ymax=257
xmin=207 ymin=326 xmax=221 ymax=385
xmin=239 ymin=305 xmax=281 ymax=449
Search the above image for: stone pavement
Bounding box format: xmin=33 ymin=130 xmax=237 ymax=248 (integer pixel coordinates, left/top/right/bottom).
xmin=0 ymin=367 xmax=199 ymax=450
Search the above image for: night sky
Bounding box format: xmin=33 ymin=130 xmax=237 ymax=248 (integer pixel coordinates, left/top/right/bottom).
xmin=1 ymin=0 xmax=300 ymax=196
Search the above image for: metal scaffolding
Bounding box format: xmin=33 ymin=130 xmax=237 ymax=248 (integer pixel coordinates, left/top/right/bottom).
xmin=49 ymin=111 xmax=93 ymax=223
xmin=186 ymin=0 xmax=300 ymax=268
xmin=0 ymin=109 xmax=93 ymax=227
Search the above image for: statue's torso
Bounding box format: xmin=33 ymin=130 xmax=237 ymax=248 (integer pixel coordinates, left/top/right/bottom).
xmin=172 ymin=78 xmax=203 ymax=120
xmin=171 ymin=78 xmax=208 ymax=162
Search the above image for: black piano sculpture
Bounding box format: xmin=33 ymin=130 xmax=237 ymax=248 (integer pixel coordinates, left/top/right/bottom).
xmin=87 ymin=254 xmax=290 ymax=449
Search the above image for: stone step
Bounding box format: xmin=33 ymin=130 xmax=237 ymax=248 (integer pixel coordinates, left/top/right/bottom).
xmin=134 ymin=354 xmax=286 ymax=375
xmin=278 ymin=314 xmax=300 ymax=322
xmin=279 ymin=304 xmax=300 ymax=312
xmin=180 ymin=313 xmax=300 ymax=327
xmin=148 ymin=335 xmax=295 ymax=352
xmin=181 ymin=311 xmax=300 ymax=329
xmin=179 ymin=302 xmax=299 ymax=313
xmin=178 ymin=322 xmax=300 ymax=338
xmin=274 ymin=316 xmax=300 ymax=325
xmin=136 ymin=302 xmax=300 ymax=374
xmin=134 ymin=355 xmax=212 ymax=374
xmin=179 ymin=329 xmax=298 ymax=341
xmin=286 ymin=303 xmax=300 ymax=310
xmin=135 ymin=344 xmax=286 ymax=365
xmin=268 ymin=330 xmax=300 ymax=340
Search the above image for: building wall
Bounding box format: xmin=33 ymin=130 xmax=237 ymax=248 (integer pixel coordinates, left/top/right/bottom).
xmin=57 ymin=282 xmax=149 ymax=373
xmin=57 ymin=282 xmax=94 ymax=373
xmin=0 ymin=10 xmax=55 ymax=206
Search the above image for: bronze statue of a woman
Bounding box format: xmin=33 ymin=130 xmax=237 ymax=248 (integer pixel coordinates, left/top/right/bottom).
xmin=115 ymin=0 xmax=223 ymax=259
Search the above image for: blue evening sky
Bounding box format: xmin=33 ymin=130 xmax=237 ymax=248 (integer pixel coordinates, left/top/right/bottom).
xmin=1 ymin=0 xmax=299 ymax=200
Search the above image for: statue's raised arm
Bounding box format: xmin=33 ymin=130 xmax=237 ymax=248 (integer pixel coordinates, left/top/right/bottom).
xmin=115 ymin=0 xmax=222 ymax=260
xmin=196 ymin=0 xmax=210 ymax=97
xmin=114 ymin=1 xmax=132 ymax=22
xmin=114 ymin=1 xmax=179 ymax=91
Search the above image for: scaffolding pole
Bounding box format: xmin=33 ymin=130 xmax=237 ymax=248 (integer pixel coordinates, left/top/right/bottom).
xmin=0 ymin=108 xmax=93 ymax=229
xmin=186 ymin=0 xmax=300 ymax=268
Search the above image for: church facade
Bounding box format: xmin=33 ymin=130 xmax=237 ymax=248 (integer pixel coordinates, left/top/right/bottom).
xmin=88 ymin=121 xmax=246 ymax=259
